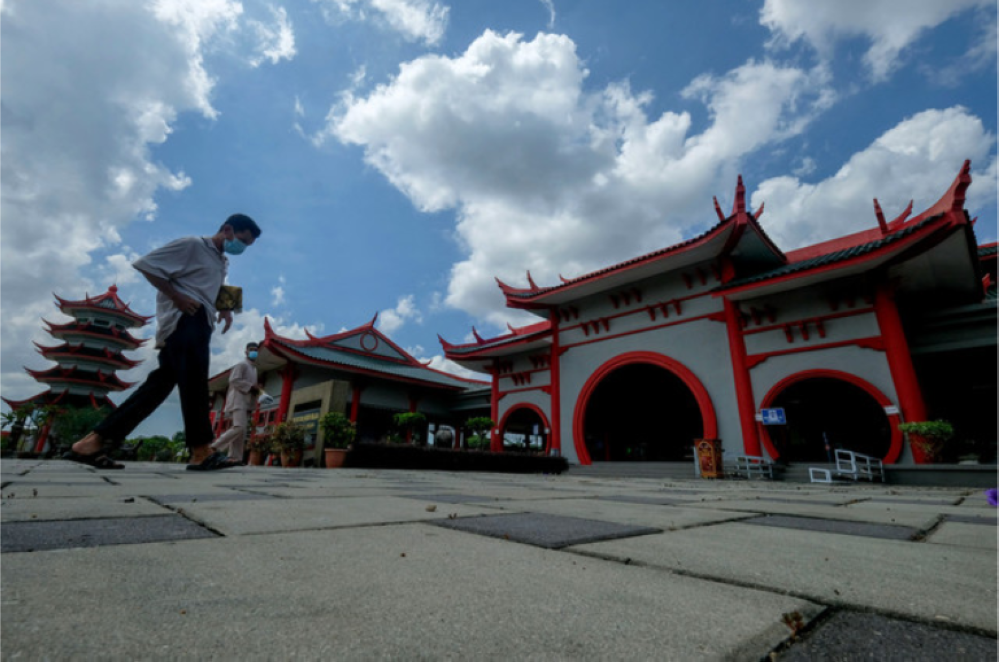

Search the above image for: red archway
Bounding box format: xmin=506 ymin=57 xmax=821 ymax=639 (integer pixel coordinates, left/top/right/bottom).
xmin=573 ymin=351 xmax=718 ymax=465
xmin=758 ymin=369 xmax=903 ymax=464
xmin=498 ymin=403 xmax=551 ymax=453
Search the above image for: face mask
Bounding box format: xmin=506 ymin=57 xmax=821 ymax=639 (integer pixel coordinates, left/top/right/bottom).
xmin=223 ymin=238 xmax=247 ymax=255
xmin=248 ymin=351 xmax=258 ymax=361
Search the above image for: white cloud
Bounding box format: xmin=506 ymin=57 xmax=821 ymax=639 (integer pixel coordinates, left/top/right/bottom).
xmin=247 ymin=4 xmax=296 ymax=67
xmin=0 ymin=0 xmax=242 ymax=404
xmin=377 ymin=294 xmax=423 ymax=335
xmin=324 ymin=30 xmax=834 ymax=329
xmin=751 ymin=107 xmax=999 ymax=250
xmin=313 ymin=0 xmax=448 ymax=46
xmin=760 ymin=0 xmax=993 ymax=81
xmin=271 ymin=286 xmax=286 ymax=306
xmin=539 ymin=0 xmax=555 ymax=29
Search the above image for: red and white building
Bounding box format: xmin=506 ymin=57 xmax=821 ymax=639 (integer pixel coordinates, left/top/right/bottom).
xmin=440 ymin=161 xmax=997 ymax=467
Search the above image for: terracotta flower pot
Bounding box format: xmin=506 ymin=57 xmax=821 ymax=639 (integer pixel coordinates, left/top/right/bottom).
xmin=325 ymin=448 xmax=348 ymax=468
xmin=280 ymin=449 xmax=302 ymax=467
xmin=248 ymin=450 xmax=265 ymax=466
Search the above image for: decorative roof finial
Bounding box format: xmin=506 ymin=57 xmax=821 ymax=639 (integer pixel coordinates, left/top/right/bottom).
xmin=713 ymin=196 xmax=726 ymax=222
xmin=526 ymin=270 xmax=538 ymax=290
xmin=731 ymin=175 xmax=746 ymax=216
xmin=873 ymin=199 xmax=888 ymax=234
xmin=472 ymin=327 xmax=485 ymax=344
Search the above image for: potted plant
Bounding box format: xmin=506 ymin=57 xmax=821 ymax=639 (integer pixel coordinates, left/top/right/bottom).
xmin=393 ymin=412 xmax=427 ymax=446
xmin=898 ymin=420 xmax=954 ymax=464
xmin=464 ymin=416 xmax=495 ymax=451
xmin=271 ymin=421 xmax=306 ymax=467
xmin=319 ymin=412 xmax=355 ymax=469
xmin=247 ymin=429 xmax=273 ymax=466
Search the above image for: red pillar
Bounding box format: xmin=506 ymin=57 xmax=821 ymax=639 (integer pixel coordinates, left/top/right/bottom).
xmin=548 ymin=308 xmax=562 ymax=456
xmin=724 ymin=298 xmax=762 ymax=456
xmin=350 ymin=384 xmax=362 ymax=423
xmin=33 ymin=421 xmax=52 ymax=454
xmin=276 ymin=364 xmax=296 ymax=423
xmin=490 ymin=359 xmax=500 ymax=452
xmin=874 ymin=281 xmax=928 ymax=455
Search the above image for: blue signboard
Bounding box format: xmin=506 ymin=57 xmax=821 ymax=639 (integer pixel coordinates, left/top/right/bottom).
xmin=760 ymin=408 xmax=786 ymax=425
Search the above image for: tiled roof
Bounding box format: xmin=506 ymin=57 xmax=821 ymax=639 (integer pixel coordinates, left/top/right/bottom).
xmin=274 ymin=340 xmax=482 ymax=390
xmin=719 ymin=215 xmax=941 ymax=291
xmin=504 ymin=217 xmax=731 ymax=299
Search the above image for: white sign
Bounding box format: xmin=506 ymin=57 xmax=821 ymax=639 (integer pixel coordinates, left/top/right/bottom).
xmin=884 ymin=405 xmax=900 ymax=415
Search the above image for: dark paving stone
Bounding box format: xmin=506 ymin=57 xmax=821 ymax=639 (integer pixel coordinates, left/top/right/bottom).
xmin=431 ymin=512 xmax=661 ymax=549
xmin=1 ymin=515 xmax=218 ymax=553
xmin=865 ymin=497 xmax=960 ymax=506
xmin=148 ymin=493 xmax=277 ymax=505
xmin=777 ymin=610 xmax=998 ymax=661
xmin=596 ymin=495 xmax=685 ymax=506
xmin=944 ymin=514 xmax=998 ymax=526
xmin=402 ymin=494 xmax=500 ymax=504
xmin=741 ymin=515 xmax=920 ymax=540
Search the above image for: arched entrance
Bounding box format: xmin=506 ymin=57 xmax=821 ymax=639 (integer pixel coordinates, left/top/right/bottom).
xmin=759 ymin=370 xmax=902 ymax=463
xmin=573 ymin=352 xmax=717 ymax=465
xmin=499 ymin=404 xmax=549 ymax=453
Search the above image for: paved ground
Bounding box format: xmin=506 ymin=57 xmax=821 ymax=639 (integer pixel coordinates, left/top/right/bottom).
xmin=2 ymin=459 xmax=997 ymax=661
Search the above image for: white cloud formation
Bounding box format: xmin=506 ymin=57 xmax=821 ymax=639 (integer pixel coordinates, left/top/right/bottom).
xmin=313 ymin=0 xmax=448 ymax=46
xmin=377 ymin=294 xmax=423 ymax=335
xmin=0 ymin=0 xmax=241 ymax=403
xmin=752 ymin=107 xmax=998 ymax=250
xmin=761 ymin=0 xmax=994 ymax=81
xmin=247 ymin=4 xmax=297 ymax=67
xmin=324 ymin=30 xmax=834 ymax=328
xmin=539 ymin=0 xmax=555 ymax=29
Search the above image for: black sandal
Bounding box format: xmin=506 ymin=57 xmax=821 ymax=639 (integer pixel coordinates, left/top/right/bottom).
xmin=186 ymin=452 xmax=239 ymax=471
xmin=62 ymin=448 xmax=125 ymax=470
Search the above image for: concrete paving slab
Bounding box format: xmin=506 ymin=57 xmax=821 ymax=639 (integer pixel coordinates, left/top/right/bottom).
xmin=844 ymin=500 xmax=1000 ymax=520
xmin=925 ymin=522 xmax=999 ymax=550
xmin=1 ymin=495 xmax=168 ymax=522
xmin=683 ymin=498 xmax=940 ymax=529
xmin=2 ymin=514 xmax=218 ymax=553
xmin=486 ymin=497 xmax=758 ymax=530
xmin=399 ymin=493 xmax=505 ymax=504
xmin=1 ymin=525 xmax=823 ymax=661
xmin=572 ymin=522 xmax=998 ymax=632
xmin=165 ymin=495 xmax=511 ymax=536
xmin=432 ymin=512 xmax=661 ymax=549
xmin=740 ymin=514 xmax=922 ymax=540
xmin=776 ymin=610 xmax=998 ymax=661
xmin=945 ymin=514 xmax=998 ymax=525
xmin=148 ymin=492 xmax=279 ymax=505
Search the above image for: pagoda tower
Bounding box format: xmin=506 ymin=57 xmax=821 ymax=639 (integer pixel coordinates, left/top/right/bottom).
xmin=3 ymin=285 xmax=151 ymax=414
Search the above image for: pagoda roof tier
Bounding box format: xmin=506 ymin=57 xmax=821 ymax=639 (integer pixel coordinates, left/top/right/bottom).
xmin=25 ymin=365 xmax=135 ymax=391
xmin=43 ymin=320 xmax=146 ymax=349
xmin=223 ymin=316 xmax=488 ymax=393
xmin=3 ymin=390 xmax=116 ymax=411
xmin=716 ymin=161 xmax=981 ymax=301
xmin=495 ymin=176 xmax=785 ymax=310
xmin=54 ymin=285 xmax=152 ymax=327
xmin=34 ymin=342 xmax=141 ymax=369
xmin=439 ymin=320 xmax=552 ymax=365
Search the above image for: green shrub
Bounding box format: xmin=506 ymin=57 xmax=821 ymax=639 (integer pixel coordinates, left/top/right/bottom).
xmin=320 ymin=412 xmax=356 ymax=449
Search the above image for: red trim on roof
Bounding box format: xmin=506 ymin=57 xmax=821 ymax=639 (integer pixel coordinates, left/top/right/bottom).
xmin=54 ymin=285 xmax=152 ymax=325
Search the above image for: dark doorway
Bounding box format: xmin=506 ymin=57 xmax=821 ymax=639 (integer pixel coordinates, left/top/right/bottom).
xmin=913 ymin=346 xmax=998 ymax=463
xmin=584 ymin=363 xmax=702 ymax=462
xmin=768 ymin=378 xmax=891 ymax=462
xmin=501 ymin=408 xmax=547 ymax=452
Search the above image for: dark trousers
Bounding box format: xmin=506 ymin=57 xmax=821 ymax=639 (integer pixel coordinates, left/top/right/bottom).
xmin=95 ymin=309 xmax=214 ymax=449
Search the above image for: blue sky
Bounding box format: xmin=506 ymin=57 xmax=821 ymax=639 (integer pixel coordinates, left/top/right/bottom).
xmin=2 ymin=0 xmax=997 ymax=439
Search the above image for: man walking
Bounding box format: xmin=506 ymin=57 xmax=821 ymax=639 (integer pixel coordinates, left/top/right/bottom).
xmin=66 ymin=214 xmax=262 ymax=471
xmin=211 ymin=341 xmax=261 ymax=464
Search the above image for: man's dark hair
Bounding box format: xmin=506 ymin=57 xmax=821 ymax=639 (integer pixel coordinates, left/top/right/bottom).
xmin=221 ymin=213 xmax=262 ymax=238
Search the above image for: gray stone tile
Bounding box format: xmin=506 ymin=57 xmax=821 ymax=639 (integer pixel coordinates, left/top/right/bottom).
xmin=432 ymin=512 xmax=661 ymax=549
xmin=149 ymin=493 xmax=278 ymax=505
xmin=777 ymin=610 xmax=998 ymax=661
xmin=1 ymin=515 xmax=218 ymax=553
xmin=945 ymin=514 xmax=997 ymax=525
xmin=595 ymin=495 xmax=686 ymax=506
xmin=741 ymin=514 xmax=921 ymax=540
xmin=401 ymin=493 xmax=502 ymax=504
